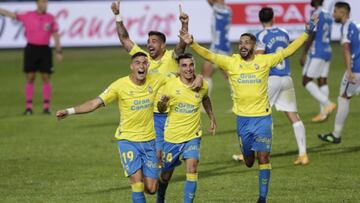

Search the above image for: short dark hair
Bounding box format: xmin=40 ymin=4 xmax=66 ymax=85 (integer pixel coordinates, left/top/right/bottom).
xmin=335 ymin=1 xmax=351 ymax=13
xmin=131 ymin=52 xmax=147 ymax=61
xmin=240 ymin=33 xmax=257 ymax=42
xmin=148 ymin=31 xmax=166 ymax=43
xmin=176 ymin=53 xmax=194 ymax=64
xmin=259 ymin=7 xmax=274 ymax=23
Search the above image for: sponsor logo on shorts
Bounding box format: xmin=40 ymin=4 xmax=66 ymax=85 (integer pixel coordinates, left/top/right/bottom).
xmin=255 ymin=137 xmax=272 ymax=144
xmin=146 ymin=160 xmax=158 ymax=169
xmin=184 ymin=145 xmax=199 ymax=153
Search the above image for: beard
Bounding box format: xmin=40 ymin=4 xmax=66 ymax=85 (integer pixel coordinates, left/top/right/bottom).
xmin=334 ymin=18 xmax=342 ymax=23
xmin=240 ymin=48 xmax=254 ymax=60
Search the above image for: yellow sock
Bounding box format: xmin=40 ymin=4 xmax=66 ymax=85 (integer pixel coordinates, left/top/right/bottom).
xmin=131 ymin=182 xmax=144 ymax=192
xmin=186 ymin=173 xmax=198 ymax=182
xmin=259 ymin=163 xmax=272 ymax=170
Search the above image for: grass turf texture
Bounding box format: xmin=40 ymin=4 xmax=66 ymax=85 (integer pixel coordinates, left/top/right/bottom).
xmin=0 ymin=44 xmax=359 ymax=202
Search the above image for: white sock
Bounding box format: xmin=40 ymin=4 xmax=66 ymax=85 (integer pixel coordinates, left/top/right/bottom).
xmin=305 ymin=82 xmax=330 ymax=106
xmin=204 ymin=77 xmax=213 ymax=98
xmin=332 ymin=97 xmax=350 ymax=138
xmin=319 ymin=85 xmax=329 ymax=112
xmin=293 ymin=121 xmax=307 ymax=156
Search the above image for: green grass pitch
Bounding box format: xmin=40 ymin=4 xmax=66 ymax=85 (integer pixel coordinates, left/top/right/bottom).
xmin=0 ymin=43 xmax=359 ymax=202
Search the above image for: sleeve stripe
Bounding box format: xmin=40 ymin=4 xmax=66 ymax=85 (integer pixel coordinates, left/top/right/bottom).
xmin=341 ymin=21 xmax=351 ymax=44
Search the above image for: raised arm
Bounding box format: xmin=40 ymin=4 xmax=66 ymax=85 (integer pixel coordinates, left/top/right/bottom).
xmin=269 ymin=15 xmax=318 ymax=67
xmin=281 ymin=33 xmax=309 ymax=58
xmin=56 ymin=98 xmax=104 ymax=120
xmin=0 ymin=8 xmax=16 ymax=19
xmin=111 ymin=1 xmax=135 ymax=52
xmin=202 ymin=95 xmax=216 ymax=135
xmin=174 ymin=5 xmax=189 ymax=58
xmin=180 ymin=32 xmax=231 ymax=70
xmin=52 ymin=32 xmax=63 ymax=63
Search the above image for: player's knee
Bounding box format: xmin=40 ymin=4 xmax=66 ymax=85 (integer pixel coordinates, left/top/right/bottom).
xmin=160 ymin=172 xmax=171 ymax=183
xmin=258 ymin=155 xmax=270 ymax=165
xmin=187 ymin=164 xmax=198 ymax=174
xmin=42 ymin=76 xmax=51 ymax=84
xmin=145 ymin=189 xmax=157 ymax=195
xmin=186 ymin=159 xmax=198 ymax=173
xmin=318 ymin=78 xmax=327 ymax=86
xmin=144 ymin=184 xmax=157 ymax=195
xmin=341 ymin=93 xmax=351 ymax=100
xmin=302 ymin=77 xmax=312 ymax=86
xmin=26 ymin=75 xmax=36 ymax=83
xmin=187 ymin=167 xmax=197 ymax=174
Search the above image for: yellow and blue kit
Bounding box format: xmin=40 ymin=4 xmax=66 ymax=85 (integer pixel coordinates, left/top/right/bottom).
xmin=129 ymin=44 xmax=179 ymax=152
xmin=191 ymin=32 xmax=308 ymax=154
xmin=99 ymin=74 xmax=166 ymax=178
xmin=160 ymin=77 xmax=208 ymax=171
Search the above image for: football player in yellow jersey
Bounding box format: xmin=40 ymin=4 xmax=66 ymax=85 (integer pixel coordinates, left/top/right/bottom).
xmin=56 ymin=52 xmax=167 ymax=203
xmin=111 ymin=1 xmax=203 ymax=155
xmin=155 ymin=53 xmax=216 ymax=203
xmin=180 ymin=16 xmax=318 ymax=203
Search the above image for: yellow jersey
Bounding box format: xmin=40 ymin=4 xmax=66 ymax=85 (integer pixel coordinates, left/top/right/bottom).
xmin=99 ymin=74 xmax=167 ymax=142
xmin=129 ymin=44 xmax=179 ymax=113
xmin=191 ymin=33 xmax=308 ymax=117
xmin=161 ymin=77 xmax=209 ymax=143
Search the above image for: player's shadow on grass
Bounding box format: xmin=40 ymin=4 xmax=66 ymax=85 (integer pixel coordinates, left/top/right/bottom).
xmin=170 ymin=159 xmax=296 ymax=184
xmin=270 ymin=144 xmax=360 ymax=159
xmin=317 ymin=145 xmax=360 ymax=155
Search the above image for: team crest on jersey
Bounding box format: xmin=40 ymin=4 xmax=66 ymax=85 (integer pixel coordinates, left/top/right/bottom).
xmin=148 ymin=86 xmax=153 ymax=93
xmin=254 ymin=64 xmax=260 ymax=70
xmin=195 ymin=93 xmax=200 ymax=99
xmin=128 ymin=91 xmax=134 ymax=95
xmin=44 ymin=23 xmax=52 ymax=32
xmin=176 ymin=90 xmax=181 ymax=95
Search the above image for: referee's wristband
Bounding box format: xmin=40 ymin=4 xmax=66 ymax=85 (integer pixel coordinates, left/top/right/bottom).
xmin=66 ymin=108 xmax=76 ymax=115
xmin=115 ymin=14 xmax=123 ymax=22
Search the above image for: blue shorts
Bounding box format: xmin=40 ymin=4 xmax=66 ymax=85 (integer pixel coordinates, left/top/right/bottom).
xmin=236 ymin=115 xmax=273 ymax=157
xmin=154 ymin=113 xmax=167 ymax=151
xmin=117 ymin=139 xmax=159 ymax=179
xmin=162 ymin=138 xmax=201 ymax=172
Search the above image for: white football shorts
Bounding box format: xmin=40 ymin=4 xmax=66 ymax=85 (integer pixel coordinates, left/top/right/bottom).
xmin=339 ymin=72 xmax=360 ymax=97
xmin=302 ymin=57 xmax=330 ymax=78
xmin=268 ymin=75 xmax=298 ymax=112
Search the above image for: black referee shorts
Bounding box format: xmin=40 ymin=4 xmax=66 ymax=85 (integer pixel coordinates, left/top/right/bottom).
xmin=24 ymin=44 xmax=53 ymax=74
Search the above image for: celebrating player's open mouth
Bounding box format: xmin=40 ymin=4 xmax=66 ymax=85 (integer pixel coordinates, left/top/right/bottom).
xmin=240 ymin=48 xmax=249 ymax=55
xmin=137 ymin=69 xmax=146 ymax=79
xmin=148 ymin=47 xmax=156 ymax=56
